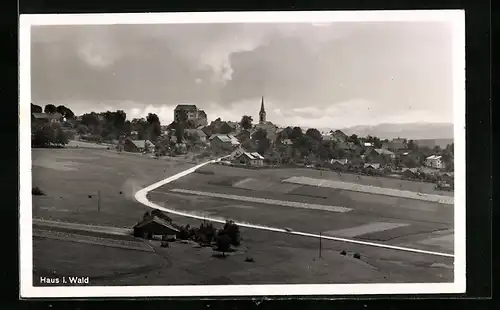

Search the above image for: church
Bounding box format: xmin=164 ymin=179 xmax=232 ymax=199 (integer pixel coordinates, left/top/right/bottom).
xmin=253 ymin=96 xmax=278 ymax=142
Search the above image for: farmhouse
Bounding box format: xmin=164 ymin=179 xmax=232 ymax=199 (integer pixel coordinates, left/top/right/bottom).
xmin=425 ymin=155 xmax=446 ymax=169
xmin=329 ymin=159 xmax=349 ymax=171
xmin=233 ymin=151 xmax=265 ymax=167
xmin=401 ymin=168 xmax=419 ymax=179
xmin=209 ymin=134 xmax=240 ymax=151
xmin=185 ymin=129 xmax=207 ymax=143
xmin=363 ymin=148 xmax=396 ymax=164
xmin=123 ymin=139 xmax=154 ymax=153
xmin=382 ymin=138 xmax=408 ymax=152
xmin=133 ymin=216 xmax=179 ymax=240
xmin=32 ymin=112 xmax=64 ymax=125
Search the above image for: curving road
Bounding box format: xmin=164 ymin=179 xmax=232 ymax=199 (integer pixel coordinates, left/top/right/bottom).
xmin=134 ymin=157 xmax=454 ymax=259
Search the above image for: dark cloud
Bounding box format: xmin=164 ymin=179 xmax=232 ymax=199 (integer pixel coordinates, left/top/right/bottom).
xmin=30 ymin=21 xmax=455 ymax=127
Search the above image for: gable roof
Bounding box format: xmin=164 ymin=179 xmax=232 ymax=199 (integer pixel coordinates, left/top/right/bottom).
xmin=129 ymin=140 xmax=153 ymax=148
xmin=426 ymin=155 xmax=442 ymax=160
xmin=237 ymin=152 xmax=264 ymax=160
xmin=185 ymin=129 xmax=207 ymax=138
xmin=330 ymin=158 xmax=349 ymax=165
xmin=364 ymin=163 xmax=381 ymax=169
xmin=373 ymin=148 xmax=395 ymax=155
xmin=134 ymin=216 xmax=180 ymax=232
xmin=32 ymin=113 xmax=50 ymax=119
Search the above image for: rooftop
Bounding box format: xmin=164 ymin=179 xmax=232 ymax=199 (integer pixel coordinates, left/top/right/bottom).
xmin=175 ymin=104 xmax=197 ymax=110
xmin=129 ymin=139 xmax=153 ymax=149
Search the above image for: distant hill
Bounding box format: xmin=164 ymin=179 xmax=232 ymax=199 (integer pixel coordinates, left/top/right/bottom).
xmin=337 ymin=123 xmax=454 ymax=140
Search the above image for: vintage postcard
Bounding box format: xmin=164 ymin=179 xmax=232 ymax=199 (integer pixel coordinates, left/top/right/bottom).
xmin=19 ymin=10 xmax=465 ymax=298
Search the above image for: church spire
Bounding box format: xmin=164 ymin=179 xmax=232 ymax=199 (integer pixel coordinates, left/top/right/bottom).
xmin=259 ymin=96 xmax=266 ymax=124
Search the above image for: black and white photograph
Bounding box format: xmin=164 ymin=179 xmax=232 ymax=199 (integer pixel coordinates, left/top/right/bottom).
xmin=19 ymin=11 xmax=466 ymax=297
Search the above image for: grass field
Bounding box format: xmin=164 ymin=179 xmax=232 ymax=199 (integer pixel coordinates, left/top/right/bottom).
xmin=31 ymin=148 xmax=454 ymax=286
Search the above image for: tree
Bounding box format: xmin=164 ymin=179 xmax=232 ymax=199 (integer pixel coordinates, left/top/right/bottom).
xmin=289 ymin=127 xmax=303 ymax=140
xmin=214 ymin=234 xmax=232 ymax=257
xmin=305 ymin=128 xmax=322 ymax=142
xmin=131 ymin=118 xmax=149 ymax=140
xmin=31 ymin=103 xmax=42 ymax=113
xmin=113 ymin=110 xmax=127 ymax=133
xmin=54 ymin=127 xmax=69 ymax=146
xmin=56 ymin=105 xmax=75 ymax=119
xmin=348 ymin=134 xmax=359 ymax=145
xmin=221 ymin=220 xmax=241 ymax=246
xmin=44 ymin=104 xmax=57 ymax=114
xmin=174 ymin=122 xmax=185 ymax=144
xmin=407 ymin=139 xmax=416 ymax=151
xmin=252 ymin=129 xmax=271 ymax=155
xmin=32 ymin=126 xmax=55 ymax=147
xmin=81 ymin=112 xmax=100 ymax=127
xmin=240 ymin=115 xmax=253 ymax=130
xmin=146 ymin=113 xmax=162 ymax=141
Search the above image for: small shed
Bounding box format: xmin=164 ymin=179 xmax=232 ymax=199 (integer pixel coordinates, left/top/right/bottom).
xmin=133 ymin=216 xmax=180 ymax=239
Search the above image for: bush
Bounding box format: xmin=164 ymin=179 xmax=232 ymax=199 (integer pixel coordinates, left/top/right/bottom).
xmin=198 ymin=221 xmax=217 ymax=243
xmin=245 ymin=256 xmax=255 ymax=263
xmin=177 ymin=225 xmax=190 ymax=240
xmin=32 ymin=186 xmax=45 ymax=196
xmin=353 ymin=252 xmax=361 ymax=259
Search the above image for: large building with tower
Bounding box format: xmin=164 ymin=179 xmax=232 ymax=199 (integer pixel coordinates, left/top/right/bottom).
xmin=173 ymin=104 xmax=208 ymax=127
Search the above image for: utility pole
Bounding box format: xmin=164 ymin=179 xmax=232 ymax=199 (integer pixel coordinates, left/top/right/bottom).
xmin=97 ymin=190 xmax=101 ymax=213
xmin=319 ymin=232 xmax=322 ymax=259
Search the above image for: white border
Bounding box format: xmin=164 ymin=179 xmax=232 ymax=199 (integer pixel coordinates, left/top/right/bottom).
xmin=19 ymin=10 xmax=466 ymax=298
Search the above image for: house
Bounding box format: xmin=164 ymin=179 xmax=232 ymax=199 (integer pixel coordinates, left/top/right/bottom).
xmin=185 ymin=129 xmax=207 ymax=142
xmin=363 ymin=163 xmax=382 ymax=174
xmin=382 ymin=138 xmax=408 ymax=152
xmin=329 ymin=159 xmax=349 ymax=171
xmin=133 ymin=216 xmax=179 ymax=239
xmin=281 ymin=139 xmax=293 ymax=146
xmin=331 ymin=158 xmax=349 ymax=165
xmin=123 ymin=139 xmax=154 ymax=153
xmin=233 ymin=151 xmax=265 ymax=167
xmin=32 ymin=112 xmax=63 ymax=125
xmin=209 ymin=134 xmax=240 ymax=151
xmin=364 ymin=163 xmax=381 ymax=169
xmin=425 ymin=155 xmax=446 ymax=169
xmin=228 ymin=146 xmax=247 ymax=161
xmin=364 ymin=142 xmax=373 ymax=147
xmin=401 ymin=168 xmax=419 ymax=179
xmin=363 ymin=148 xmax=396 ymax=164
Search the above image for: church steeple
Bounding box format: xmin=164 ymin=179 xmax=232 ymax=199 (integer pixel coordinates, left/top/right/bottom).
xmin=259 ymin=96 xmax=266 ymax=124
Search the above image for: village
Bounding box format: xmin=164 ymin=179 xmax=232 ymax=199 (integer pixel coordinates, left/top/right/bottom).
xmin=31 ymin=97 xmax=455 ymax=192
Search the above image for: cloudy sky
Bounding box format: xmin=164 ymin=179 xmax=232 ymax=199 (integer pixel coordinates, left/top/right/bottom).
xmin=31 ymin=21 xmax=454 ymax=129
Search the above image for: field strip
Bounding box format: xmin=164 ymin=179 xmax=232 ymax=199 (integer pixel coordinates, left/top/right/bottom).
xmin=33 ymin=219 xmax=133 ymax=236
xmin=33 ymin=229 xmax=153 ymax=252
xmin=134 ymin=156 xmax=454 ymax=258
xmin=283 ymin=176 xmax=454 ymax=205
xmin=169 ymin=188 xmax=352 ymax=213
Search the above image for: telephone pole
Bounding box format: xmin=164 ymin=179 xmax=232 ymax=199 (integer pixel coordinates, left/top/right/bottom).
xmin=97 ymin=190 xmax=101 ymax=213
xmin=319 ymin=232 xmax=322 ymax=259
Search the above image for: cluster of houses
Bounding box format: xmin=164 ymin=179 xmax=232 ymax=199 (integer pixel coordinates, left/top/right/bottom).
xmin=31 ymin=99 xmax=453 ymax=185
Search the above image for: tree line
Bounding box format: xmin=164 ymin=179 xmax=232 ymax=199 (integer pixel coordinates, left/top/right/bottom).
xmin=237 ymin=115 xmax=454 ymax=171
